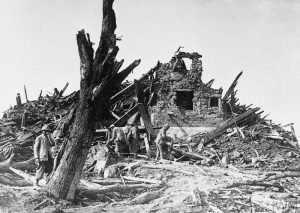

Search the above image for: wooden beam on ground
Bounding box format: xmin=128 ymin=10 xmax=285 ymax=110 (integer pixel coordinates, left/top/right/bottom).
xmin=122 ymin=176 xmax=162 ymax=184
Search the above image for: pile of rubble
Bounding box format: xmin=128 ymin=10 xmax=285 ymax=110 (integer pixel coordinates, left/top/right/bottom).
xmin=0 ymin=83 xmax=78 ymax=166
xmin=0 ymin=52 xmax=299 ymax=173
xmin=175 ymin=119 xmax=299 ymax=170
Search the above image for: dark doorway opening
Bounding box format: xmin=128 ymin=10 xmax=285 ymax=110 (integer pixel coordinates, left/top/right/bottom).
xmin=176 ymin=91 xmax=193 ymax=110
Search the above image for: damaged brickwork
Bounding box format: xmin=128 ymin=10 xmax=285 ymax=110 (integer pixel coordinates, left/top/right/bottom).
xmin=150 ymin=51 xmax=223 ymax=127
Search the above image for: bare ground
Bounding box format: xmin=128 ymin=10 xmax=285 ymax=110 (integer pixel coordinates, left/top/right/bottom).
xmin=2 ymin=158 xmax=292 ymax=213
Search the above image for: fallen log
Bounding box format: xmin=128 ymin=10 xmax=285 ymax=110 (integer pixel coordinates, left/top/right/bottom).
xmin=89 ymin=178 xmax=141 ymax=185
xmin=122 ymin=176 xmax=162 ymax=185
xmin=129 ymin=187 xmax=165 ymax=205
xmin=0 ymin=156 xmax=35 ymax=173
xmin=0 ymin=173 xmax=32 ymax=186
xmin=9 ymin=167 xmax=35 ymax=184
xmin=122 ymin=161 xmax=144 ymax=172
xmin=79 ymin=183 xmax=161 ymax=196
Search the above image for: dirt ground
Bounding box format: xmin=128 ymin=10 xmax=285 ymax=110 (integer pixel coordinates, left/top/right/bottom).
xmin=2 ymin=158 xmax=294 ymax=213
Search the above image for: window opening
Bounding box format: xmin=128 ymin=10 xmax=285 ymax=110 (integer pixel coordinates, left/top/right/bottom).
xmin=210 ymin=97 xmax=219 ymax=107
xmin=175 ymin=91 xmax=193 ymax=110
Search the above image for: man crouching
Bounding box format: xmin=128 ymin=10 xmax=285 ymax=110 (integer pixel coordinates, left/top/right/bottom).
xmin=34 ymin=124 xmax=56 ymax=187
xmin=155 ymin=123 xmax=173 ymax=160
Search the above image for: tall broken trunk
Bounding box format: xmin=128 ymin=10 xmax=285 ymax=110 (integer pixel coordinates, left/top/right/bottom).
xmin=46 ymin=0 xmax=139 ymax=199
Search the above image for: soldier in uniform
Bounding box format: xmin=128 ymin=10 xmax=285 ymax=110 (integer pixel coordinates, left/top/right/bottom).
xmin=34 ymin=124 xmax=56 ymax=186
xmin=155 ymin=123 xmax=172 ymax=160
xmin=126 ymin=121 xmax=140 ymax=158
xmin=107 ymin=124 xmax=127 ymax=157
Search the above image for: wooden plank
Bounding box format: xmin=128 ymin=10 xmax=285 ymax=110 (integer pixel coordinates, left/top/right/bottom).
xmin=137 ymin=103 xmax=155 ymax=142
xmin=113 ymin=105 xmax=139 ymax=127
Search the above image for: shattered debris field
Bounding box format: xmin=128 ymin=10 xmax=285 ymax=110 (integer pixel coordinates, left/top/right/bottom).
xmin=1 ymin=0 xmax=300 ymax=212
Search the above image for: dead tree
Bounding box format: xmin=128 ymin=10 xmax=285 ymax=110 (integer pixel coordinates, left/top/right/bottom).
xmin=46 ymin=0 xmax=140 ymax=199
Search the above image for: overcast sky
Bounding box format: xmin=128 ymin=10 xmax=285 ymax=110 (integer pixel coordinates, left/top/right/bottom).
xmin=0 ymin=0 xmax=300 ymax=136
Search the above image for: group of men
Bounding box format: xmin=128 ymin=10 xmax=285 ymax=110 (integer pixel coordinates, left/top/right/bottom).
xmin=107 ymin=122 xmax=172 ymax=160
xmin=106 ymin=121 xmax=141 ymax=158
xmin=33 ymin=122 xmax=173 ymax=187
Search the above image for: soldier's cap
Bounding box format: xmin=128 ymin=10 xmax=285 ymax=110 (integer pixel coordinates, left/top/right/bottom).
xmin=127 ymin=120 xmax=134 ymax=125
xmin=163 ymin=123 xmax=170 ymax=129
xmin=42 ymin=124 xmax=51 ymax=132
xmin=109 ymin=124 xmax=115 ymax=129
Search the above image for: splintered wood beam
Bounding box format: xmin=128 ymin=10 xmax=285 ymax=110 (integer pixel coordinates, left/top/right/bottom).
xmin=24 ymin=85 xmax=29 ymax=102
xmin=38 ymin=90 xmax=42 ymax=100
xmin=223 ymin=71 xmax=243 ymax=102
xmin=58 ymin=82 xmax=69 ymax=97
xmin=137 ymin=103 xmax=155 ymax=142
xmin=205 ymin=79 xmax=214 ymax=88
xmin=114 ymin=59 xmax=141 ymax=85
xmin=113 ymin=105 xmax=139 ymax=127
xmin=110 ymin=61 xmax=161 ymax=105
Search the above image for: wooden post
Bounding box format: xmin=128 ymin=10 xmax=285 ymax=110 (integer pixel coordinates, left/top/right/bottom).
xmin=137 ymin=103 xmax=155 ymax=142
xmin=24 ymin=85 xmax=29 ymax=102
xmin=38 ymin=90 xmax=42 ymax=100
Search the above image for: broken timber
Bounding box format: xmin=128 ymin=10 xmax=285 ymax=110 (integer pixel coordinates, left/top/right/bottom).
xmin=222 ymin=71 xmax=243 ymax=103
xmin=192 ymin=107 xmax=260 ymax=148
xmin=134 ymin=80 xmax=155 ymax=142
xmin=113 ymin=105 xmax=139 ymax=126
xmin=109 ymin=61 xmax=161 ymax=106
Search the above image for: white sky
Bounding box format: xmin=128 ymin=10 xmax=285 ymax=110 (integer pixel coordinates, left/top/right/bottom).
xmin=0 ymin=0 xmax=300 ymax=136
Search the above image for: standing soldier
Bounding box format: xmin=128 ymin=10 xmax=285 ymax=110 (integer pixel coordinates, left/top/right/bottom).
xmin=107 ymin=124 xmax=127 ymax=157
xmin=155 ymin=123 xmax=172 ymax=160
xmin=127 ymin=121 xmax=140 ymax=158
xmin=34 ymin=124 xmax=56 ymax=186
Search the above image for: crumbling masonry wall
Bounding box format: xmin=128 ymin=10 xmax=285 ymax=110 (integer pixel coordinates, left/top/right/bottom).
xmin=150 ymin=52 xmax=223 ymax=128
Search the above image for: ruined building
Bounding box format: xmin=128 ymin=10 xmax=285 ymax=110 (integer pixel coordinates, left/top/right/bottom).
xmin=150 ymin=51 xmax=224 ymax=129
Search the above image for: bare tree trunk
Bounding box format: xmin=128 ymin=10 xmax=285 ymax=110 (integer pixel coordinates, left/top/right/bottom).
xmin=46 ymin=0 xmax=139 ymax=199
